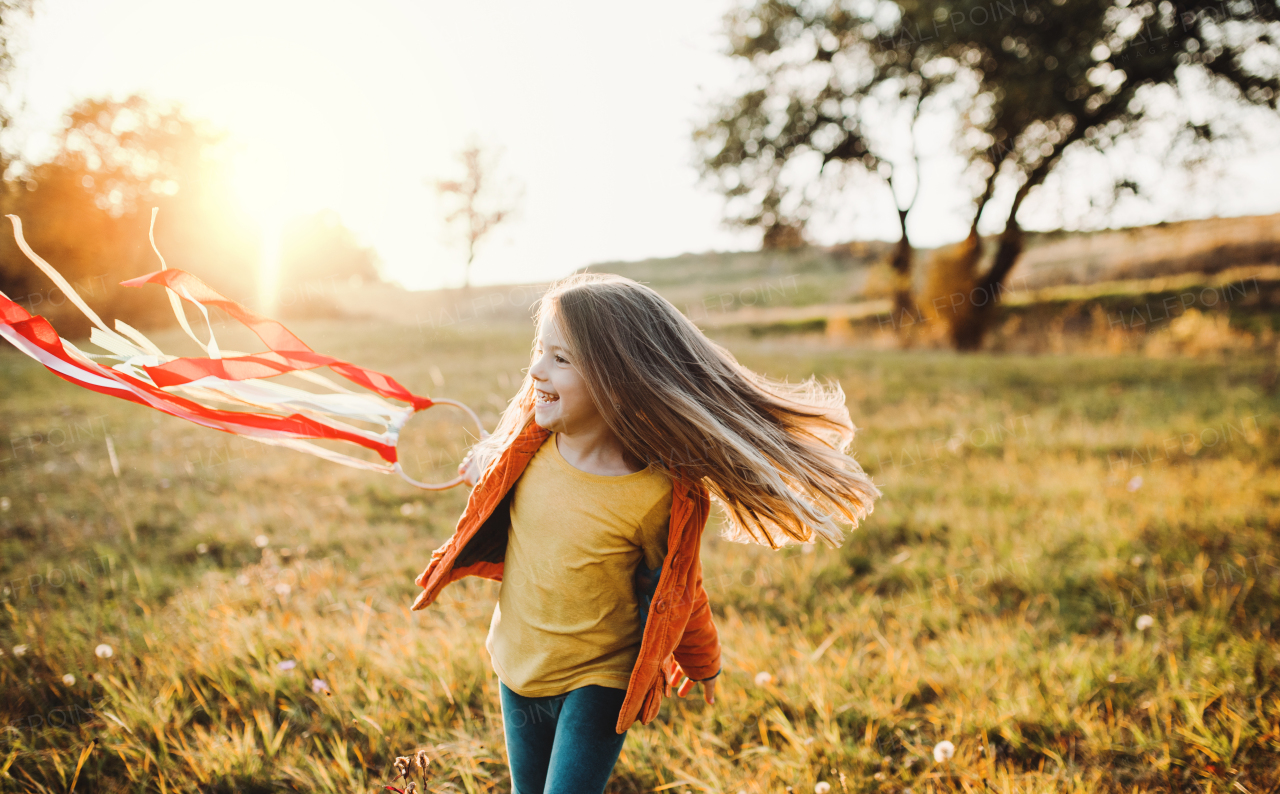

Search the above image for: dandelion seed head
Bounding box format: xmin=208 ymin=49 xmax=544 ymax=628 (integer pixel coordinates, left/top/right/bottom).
xmin=197 ymin=543 xmax=209 ymax=554
xmin=62 ymin=673 xmax=76 ymax=685
xmin=933 ymin=740 xmax=955 ymax=762
xmin=95 ymin=644 xmax=113 ymax=659
xmin=1136 ymin=614 xmax=1154 ymax=631
xmin=13 ymin=645 xmax=27 ymax=658
xmin=275 ymin=582 xmax=292 ymax=596
xmin=255 ymin=534 xmax=270 ymax=548
xmin=815 ymin=783 xmax=832 ymax=794
xmin=754 ymin=671 xmax=773 ymax=686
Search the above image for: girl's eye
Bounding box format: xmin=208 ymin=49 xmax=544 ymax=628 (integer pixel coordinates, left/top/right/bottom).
xmin=554 ymin=355 xmax=567 ymax=364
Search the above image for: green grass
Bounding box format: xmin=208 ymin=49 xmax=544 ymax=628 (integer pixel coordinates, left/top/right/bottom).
xmin=2 ymin=319 xmax=1279 ymax=792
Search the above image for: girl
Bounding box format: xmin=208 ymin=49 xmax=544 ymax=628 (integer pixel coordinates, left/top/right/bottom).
xmin=411 ymin=273 xmax=880 ymax=794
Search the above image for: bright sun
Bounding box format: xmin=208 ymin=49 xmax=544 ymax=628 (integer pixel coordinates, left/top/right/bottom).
xmin=226 ymin=143 xmax=309 ymax=317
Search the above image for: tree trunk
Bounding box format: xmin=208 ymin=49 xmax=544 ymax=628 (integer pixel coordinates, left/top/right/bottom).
xmin=890 ymin=208 xmax=919 ymax=336
xmin=949 ymin=125 xmax=1087 ymax=350
xmin=950 ymin=222 xmax=1023 ymax=350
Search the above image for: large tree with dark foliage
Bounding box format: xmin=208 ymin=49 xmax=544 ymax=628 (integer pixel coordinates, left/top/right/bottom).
xmin=699 ymin=0 xmax=1280 ymax=348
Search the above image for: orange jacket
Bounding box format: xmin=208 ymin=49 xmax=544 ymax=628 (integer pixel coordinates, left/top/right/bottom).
xmin=411 ymin=420 xmax=721 ymax=734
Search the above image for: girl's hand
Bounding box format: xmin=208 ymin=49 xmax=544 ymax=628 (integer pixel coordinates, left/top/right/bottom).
xmin=675 ymin=672 xmax=718 ymax=705
xmin=457 ymin=451 xmax=482 ymax=487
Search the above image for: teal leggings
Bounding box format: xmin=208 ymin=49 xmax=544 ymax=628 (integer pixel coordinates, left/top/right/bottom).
xmin=498 ymin=681 xmax=629 ymax=794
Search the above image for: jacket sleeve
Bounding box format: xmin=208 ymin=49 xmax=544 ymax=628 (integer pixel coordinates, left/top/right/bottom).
xmin=414 ymin=543 xmax=449 ymax=589
xmin=672 ymin=561 xmax=721 ymax=681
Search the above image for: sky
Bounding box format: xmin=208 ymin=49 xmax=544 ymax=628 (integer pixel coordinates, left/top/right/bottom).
xmin=6 ymin=0 xmax=1280 ymax=292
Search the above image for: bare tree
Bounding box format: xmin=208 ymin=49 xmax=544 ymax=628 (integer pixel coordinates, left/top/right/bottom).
xmin=433 ymin=142 xmax=521 ymax=289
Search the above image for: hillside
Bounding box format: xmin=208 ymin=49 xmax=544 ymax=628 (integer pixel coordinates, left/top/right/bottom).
xmin=330 ymin=212 xmax=1280 ymax=338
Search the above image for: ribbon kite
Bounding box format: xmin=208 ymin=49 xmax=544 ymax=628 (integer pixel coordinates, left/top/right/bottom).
xmin=0 ymin=210 xmax=485 ymax=489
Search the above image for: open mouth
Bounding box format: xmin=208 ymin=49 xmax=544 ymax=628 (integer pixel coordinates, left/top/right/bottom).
xmin=534 ymin=388 xmax=560 ymax=405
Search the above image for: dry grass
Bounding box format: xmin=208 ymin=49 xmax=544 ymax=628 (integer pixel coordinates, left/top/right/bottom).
xmin=1 ymin=319 xmax=1279 ymax=793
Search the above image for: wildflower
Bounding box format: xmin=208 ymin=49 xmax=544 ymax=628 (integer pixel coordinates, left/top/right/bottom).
xmin=62 ymin=673 xmax=76 ymax=686
xmin=815 ymin=783 xmax=831 ymax=794
xmin=277 ymin=660 xmax=297 ymax=671
xmin=394 ymin=756 xmax=412 ymax=779
xmin=932 ymin=740 xmax=955 ymax=762
xmin=255 ymin=534 xmax=270 ymax=548
xmin=13 ymin=644 xmax=27 ymax=657
xmin=275 ymin=582 xmax=292 ymax=596
xmin=1126 ymin=475 xmax=1143 ymax=492
xmin=413 ymin=750 xmax=431 ymax=774
xmin=1136 ymin=614 xmax=1155 ymax=631
xmin=754 ymin=671 xmax=773 ymax=686
xmin=95 ymin=644 xmax=113 ymax=659
xmin=312 ymin=678 xmax=331 ymax=694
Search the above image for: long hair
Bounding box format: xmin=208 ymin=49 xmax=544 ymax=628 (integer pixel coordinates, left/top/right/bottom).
xmin=467 ymin=272 xmax=880 ymax=549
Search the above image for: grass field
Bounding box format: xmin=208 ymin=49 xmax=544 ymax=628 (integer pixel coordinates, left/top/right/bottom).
xmin=2 ymin=317 xmax=1279 ymax=793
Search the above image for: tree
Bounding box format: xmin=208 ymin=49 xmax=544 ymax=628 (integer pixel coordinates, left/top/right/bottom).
xmin=280 ymin=209 xmax=380 ymax=287
xmin=274 ymin=209 xmax=382 ymax=319
xmin=0 ymin=0 xmax=33 ymax=194
xmin=700 ymin=0 xmax=1280 ymax=349
xmin=919 ymin=0 xmax=1280 ymax=348
xmin=433 ymin=142 xmax=521 ymax=289
xmin=696 ymin=0 xmax=957 ymax=330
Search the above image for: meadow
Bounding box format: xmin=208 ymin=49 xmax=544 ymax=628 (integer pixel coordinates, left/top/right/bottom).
xmin=1 ymin=316 xmax=1279 ymax=793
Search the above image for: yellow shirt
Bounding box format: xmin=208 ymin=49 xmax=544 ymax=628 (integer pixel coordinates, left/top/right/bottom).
xmin=485 ymin=432 xmax=673 ymax=697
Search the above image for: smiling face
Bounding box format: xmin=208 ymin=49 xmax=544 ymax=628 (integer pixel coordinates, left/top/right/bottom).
xmin=528 ymin=310 xmax=603 ymax=435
